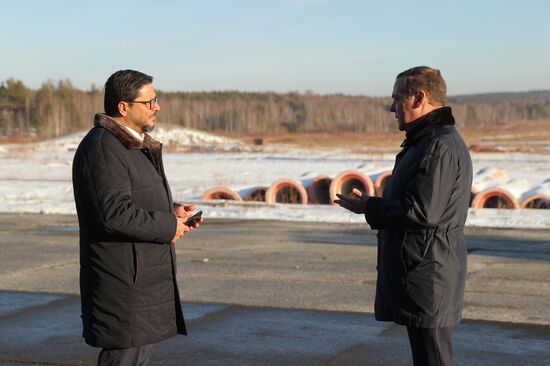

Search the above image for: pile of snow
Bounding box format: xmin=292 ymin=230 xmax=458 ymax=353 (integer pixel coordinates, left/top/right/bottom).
xmin=150 ymin=126 xmax=243 ymax=151
xmin=32 ymin=131 xmax=88 ymax=152
xmin=0 ymin=126 xmax=245 ymax=153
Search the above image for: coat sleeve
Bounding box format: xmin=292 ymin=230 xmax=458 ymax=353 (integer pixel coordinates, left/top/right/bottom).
xmin=365 ymin=142 xmax=456 ymax=230
xmin=75 ymin=135 xmax=176 ymax=243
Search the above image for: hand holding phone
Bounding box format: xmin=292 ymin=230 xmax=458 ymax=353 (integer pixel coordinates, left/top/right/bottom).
xmin=184 ymin=210 xmax=203 ymax=227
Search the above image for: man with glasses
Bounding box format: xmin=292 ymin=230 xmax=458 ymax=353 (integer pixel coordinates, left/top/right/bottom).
xmin=72 ymin=69 xmax=202 ymax=365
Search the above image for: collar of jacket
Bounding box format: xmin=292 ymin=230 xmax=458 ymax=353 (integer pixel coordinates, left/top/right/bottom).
xmin=401 ymin=106 xmax=455 ymax=147
xmin=93 ymin=113 xmax=161 ymax=151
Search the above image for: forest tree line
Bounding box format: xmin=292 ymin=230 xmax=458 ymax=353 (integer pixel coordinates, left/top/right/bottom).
xmin=1 ymin=78 xmax=549 ymax=138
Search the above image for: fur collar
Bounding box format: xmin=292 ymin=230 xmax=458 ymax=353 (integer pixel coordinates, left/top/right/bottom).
xmin=93 ymin=113 xmax=161 ymax=152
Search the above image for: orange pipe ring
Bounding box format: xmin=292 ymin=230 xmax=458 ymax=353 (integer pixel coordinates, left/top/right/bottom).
xmin=373 ymin=170 xmax=392 ymax=197
xmin=306 ymin=175 xmax=333 ymax=204
xmin=329 ymin=170 xmax=375 ymax=204
xmin=201 ymin=186 xmax=243 ymax=201
xmin=470 ymin=188 xmax=519 ymax=209
xmin=265 ymin=179 xmax=308 ymax=205
xmin=520 ymin=194 xmax=550 ymax=209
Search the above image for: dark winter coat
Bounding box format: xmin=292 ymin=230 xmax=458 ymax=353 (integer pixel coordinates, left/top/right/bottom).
xmin=365 ymin=107 xmax=472 ymax=328
xmin=72 ymin=113 xmax=186 ymax=348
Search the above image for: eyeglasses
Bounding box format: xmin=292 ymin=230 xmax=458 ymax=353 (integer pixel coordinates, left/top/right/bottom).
xmin=128 ymin=96 xmax=159 ymax=110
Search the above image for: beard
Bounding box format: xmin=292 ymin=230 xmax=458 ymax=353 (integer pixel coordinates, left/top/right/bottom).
xmin=141 ymin=115 xmax=156 ymax=133
xmin=141 ymin=124 xmax=155 ymax=133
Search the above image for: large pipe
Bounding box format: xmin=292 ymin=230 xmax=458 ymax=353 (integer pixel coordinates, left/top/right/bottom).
xmin=520 ymin=194 xmax=550 ymax=209
xmin=265 ymin=179 xmax=308 ymax=205
xmin=519 ymin=184 xmax=550 ymax=209
xmin=305 ymin=175 xmax=333 ymax=204
xmin=329 ymin=170 xmax=375 ymax=204
xmin=470 ymin=168 xmax=510 ymax=207
xmin=201 ymin=187 xmax=243 ymax=201
xmin=470 ymin=188 xmax=519 ymax=209
xmin=373 ymin=170 xmax=392 ymax=197
xmin=240 ymin=186 xmax=268 ymax=202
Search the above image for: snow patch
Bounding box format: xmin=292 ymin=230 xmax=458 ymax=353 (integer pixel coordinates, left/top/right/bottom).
xmin=0 ymin=132 xmax=549 ymax=228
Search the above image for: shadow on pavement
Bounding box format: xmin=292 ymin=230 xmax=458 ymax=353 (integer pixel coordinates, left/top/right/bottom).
xmin=0 ymin=291 xmax=549 ymax=366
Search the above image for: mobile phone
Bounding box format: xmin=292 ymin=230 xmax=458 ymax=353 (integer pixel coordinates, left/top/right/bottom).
xmin=184 ymin=211 xmax=203 ymax=226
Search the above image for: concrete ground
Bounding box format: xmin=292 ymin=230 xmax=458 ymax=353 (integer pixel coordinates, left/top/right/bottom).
xmin=0 ymin=213 xmax=549 ymax=365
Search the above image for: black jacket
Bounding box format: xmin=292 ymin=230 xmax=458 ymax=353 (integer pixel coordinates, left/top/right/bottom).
xmin=365 ymin=107 xmax=472 ymax=328
xmin=72 ymin=114 xmax=186 ymax=348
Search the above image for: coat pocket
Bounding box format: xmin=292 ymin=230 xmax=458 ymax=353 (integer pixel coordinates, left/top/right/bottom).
xmin=131 ymin=243 xmax=140 ymax=286
xmin=401 ymin=231 xmax=429 ymax=273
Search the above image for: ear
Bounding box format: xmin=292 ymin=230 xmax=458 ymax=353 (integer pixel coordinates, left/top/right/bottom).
xmin=413 ymin=90 xmax=427 ymax=108
xmin=118 ymin=101 xmax=129 ymax=117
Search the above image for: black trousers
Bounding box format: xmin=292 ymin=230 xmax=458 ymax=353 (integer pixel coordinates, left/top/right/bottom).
xmin=406 ymin=326 xmax=453 ymax=366
xmin=97 ymin=344 xmax=153 ymax=366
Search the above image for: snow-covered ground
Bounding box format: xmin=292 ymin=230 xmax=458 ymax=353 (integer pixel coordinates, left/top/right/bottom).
xmin=0 ymin=127 xmax=549 ymax=229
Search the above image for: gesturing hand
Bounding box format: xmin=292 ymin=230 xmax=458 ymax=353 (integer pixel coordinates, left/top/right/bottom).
xmin=334 ymin=188 xmax=368 ymax=214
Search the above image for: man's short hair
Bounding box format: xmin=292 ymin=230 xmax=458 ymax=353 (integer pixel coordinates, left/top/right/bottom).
xmin=104 ymin=70 xmax=153 ymax=116
xmin=396 ymin=66 xmax=447 ymax=106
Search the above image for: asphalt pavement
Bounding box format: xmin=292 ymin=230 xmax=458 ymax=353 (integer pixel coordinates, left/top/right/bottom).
xmin=0 ymin=213 xmax=549 ymax=365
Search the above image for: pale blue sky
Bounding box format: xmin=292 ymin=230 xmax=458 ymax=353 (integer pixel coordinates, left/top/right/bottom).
xmin=1 ymin=0 xmax=549 ymax=95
